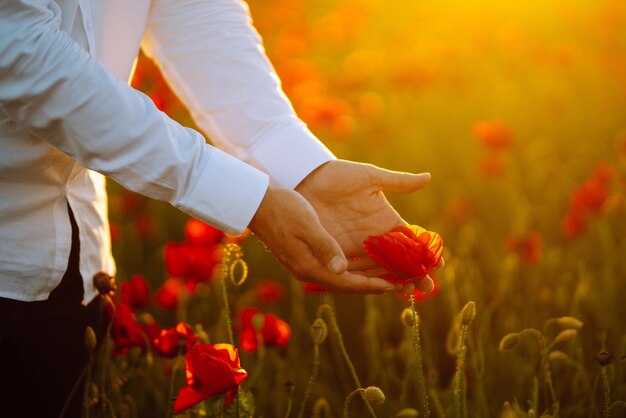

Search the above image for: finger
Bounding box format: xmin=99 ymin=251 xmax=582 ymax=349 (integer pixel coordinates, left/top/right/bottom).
xmin=398 ymin=282 xmax=415 ymax=295
xmin=437 ymin=257 xmax=445 ymax=269
xmin=352 ymin=267 xmax=388 ymax=278
xmin=300 ymin=220 xmax=347 ymax=274
xmin=366 ymin=165 xmax=431 ymax=193
xmin=314 ymin=270 xmax=399 ymax=294
xmin=347 ymin=257 xmax=379 ymax=271
xmin=415 ymin=276 xmax=435 ymax=293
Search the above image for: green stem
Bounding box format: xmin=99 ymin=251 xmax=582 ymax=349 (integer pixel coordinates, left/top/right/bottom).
xmin=409 ymin=294 xmax=430 ymax=417
xmin=83 ymin=352 xmax=94 ymax=418
xmin=166 ymin=354 xmax=183 ymax=418
xmin=601 ymin=367 xmax=610 ymax=418
xmin=454 ymin=326 xmax=467 ymax=418
xmin=58 ymin=365 xmax=88 ymax=418
xmin=297 ymin=343 xmax=320 ymax=418
xmin=284 ymin=392 xmax=294 ymax=418
xmin=522 ymin=329 xmax=558 ymax=416
xmin=343 ymin=389 xmax=364 ymax=418
xmin=319 ymin=305 xmax=377 ymax=418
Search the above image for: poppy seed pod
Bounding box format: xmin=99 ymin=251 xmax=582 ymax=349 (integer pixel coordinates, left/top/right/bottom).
xmin=93 ymin=271 xmax=116 ymax=296
xmin=84 ymin=326 xmax=97 ymax=352
xmin=364 ymin=386 xmax=385 ymax=406
xmin=595 ymin=351 xmax=613 ymax=366
xmin=553 ymin=329 xmax=577 ymax=345
xmin=401 ymin=308 xmax=417 ymax=328
xmin=284 ymin=380 xmax=296 ymax=394
xmin=499 ymin=332 xmax=521 ymax=351
xmin=555 ymin=316 xmax=583 ymax=330
xmin=311 ymin=318 xmax=328 ymax=344
xmin=460 ymin=301 xmax=476 ymax=326
xmin=394 ymin=408 xmax=419 ymax=418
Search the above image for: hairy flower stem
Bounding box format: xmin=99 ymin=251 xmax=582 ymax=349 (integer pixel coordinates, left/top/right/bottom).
xmin=219 ymin=275 xmax=242 ymax=418
xmin=100 ymin=296 xmax=115 ymax=411
xmin=318 ymin=305 xmax=377 ymax=418
xmin=297 ymin=343 xmax=320 ymax=418
xmin=83 ymin=352 xmax=94 ymax=418
xmin=601 ymin=367 xmax=610 ymax=418
xmin=409 ymin=294 xmax=430 ymax=417
xmin=165 ymin=353 xmax=183 ymax=418
xmin=343 ymin=388 xmax=365 ymax=418
xmin=58 ymin=366 xmax=88 ymax=418
xmin=521 ymin=329 xmax=558 ymax=416
xmin=284 ymin=391 xmax=294 ymax=418
xmin=454 ymin=326 xmax=467 ymax=418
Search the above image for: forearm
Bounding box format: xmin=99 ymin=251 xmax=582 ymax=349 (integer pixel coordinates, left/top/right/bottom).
xmin=142 ymin=0 xmax=335 ymax=188
xmin=0 ymin=0 xmax=267 ymax=234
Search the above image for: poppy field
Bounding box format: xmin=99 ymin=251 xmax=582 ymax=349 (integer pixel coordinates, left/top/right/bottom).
xmin=97 ymin=0 xmax=626 ymax=417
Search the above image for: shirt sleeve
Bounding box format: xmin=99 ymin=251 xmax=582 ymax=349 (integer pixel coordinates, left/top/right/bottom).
xmin=141 ymin=0 xmax=336 ymax=189
xmin=0 ymin=0 xmax=268 ymax=234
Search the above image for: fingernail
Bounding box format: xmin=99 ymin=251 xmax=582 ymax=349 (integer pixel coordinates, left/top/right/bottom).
xmin=329 ymin=256 xmax=347 ymax=274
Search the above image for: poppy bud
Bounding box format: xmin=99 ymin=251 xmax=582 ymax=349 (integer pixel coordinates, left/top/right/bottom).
xmin=548 ymin=350 xmax=570 ymax=363
xmin=194 ymin=324 xmax=210 ymax=343
xmin=394 ymin=408 xmax=419 ymax=418
xmin=364 ymin=386 xmax=385 ymax=406
xmin=311 ymin=318 xmax=328 ymax=344
xmin=555 ymin=316 xmax=583 ymax=330
xmin=499 ymin=333 xmax=521 ymax=351
xmin=93 ymin=271 xmax=116 ymax=296
xmin=312 ymin=398 xmax=331 ymax=416
xmin=251 ymin=312 xmax=265 ymax=331
xmin=553 ymin=329 xmax=577 ymax=345
xmin=460 ymin=301 xmax=476 ymax=326
xmin=284 ymin=380 xmax=296 ymax=394
xmin=84 ymin=326 xmax=97 ymax=352
xmin=401 ymin=308 xmax=417 ymax=328
xmin=595 ymin=351 xmax=613 ymax=366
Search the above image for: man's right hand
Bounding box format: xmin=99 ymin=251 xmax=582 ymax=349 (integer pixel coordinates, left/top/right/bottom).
xmin=248 ymin=187 xmax=399 ymax=294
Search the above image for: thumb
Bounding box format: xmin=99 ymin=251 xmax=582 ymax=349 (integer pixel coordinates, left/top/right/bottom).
xmin=366 ymin=165 xmax=431 ymax=193
xmin=305 ymin=219 xmax=347 ymax=274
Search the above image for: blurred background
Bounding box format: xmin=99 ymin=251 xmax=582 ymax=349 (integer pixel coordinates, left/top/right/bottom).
xmin=106 ymin=0 xmax=626 ymax=416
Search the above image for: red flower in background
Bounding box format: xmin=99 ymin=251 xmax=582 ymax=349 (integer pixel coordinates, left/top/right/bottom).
xmin=138 ymin=313 xmax=162 ymax=341
xmin=164 ymin=242 xmax=221 ymax=284
xmin=173 ymin=343 xmax=247 ymax=413
xmin=561 ymin=161 xmax=615 ymax=239
xmin=120 ymin=274 xmax=150 ymax=309
xmin=254 ymin=280 xmax=285 ymax=303
xmin=238 ymin=308 xmax=291 ymax=352
xmin=110 ymin=303 xmax=147 ymax=356
xmin=472 ymin=120 xmax=514 ymax=151
xmin=185 ymin=219 xmax=224 ymax=247
xmin=364 ymin=225 xmax=443 ymax=284
xmin=153 ymin=322 xmax=198 ymax=358
xmin=505 ymin=231 xmax=543 ymax=265
xmin=155 ymin=278 xmax=185 ymax=311
xmin=477 ymin=153 xmax=505 ymax=178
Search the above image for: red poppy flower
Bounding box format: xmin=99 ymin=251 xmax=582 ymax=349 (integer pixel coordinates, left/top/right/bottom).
xmin=254 ymin=280 xmax=285 ymax=303
xmin=120 ymin=274 xmax=150 ymax=309
xmin=364 ymin=225 xmax=443 ymax=284
xmin=472 ymin=120 xmax=514 ymax=151
xmin=110 ymin=303 xmax=147 ymax=356
xmin=173 ymin=343 xmax=247 ymax=414
xmin=505 ymin=231 xmax=543 ymax=265
xmin=155 ymin=278 xmax=185 ymax=311
xmin=477 ymin=153 xmax=505 ymax=178
xmin=164 ymin=242 xmax=221 ymax=284
xmin=185 ymin=219 xmax=224 ymax=247
xmin=153 ymin=322 xmax=198 ymax=358
xmin=238 ymin=308 xmax=291 ymax=352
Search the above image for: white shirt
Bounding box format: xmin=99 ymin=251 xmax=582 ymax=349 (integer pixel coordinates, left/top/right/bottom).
xmin=0 ymin=0 xmax=334 ymax=303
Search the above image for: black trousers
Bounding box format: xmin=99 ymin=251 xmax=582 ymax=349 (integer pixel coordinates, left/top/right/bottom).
xmin=0 ymin=207 xmax=104 ymax=418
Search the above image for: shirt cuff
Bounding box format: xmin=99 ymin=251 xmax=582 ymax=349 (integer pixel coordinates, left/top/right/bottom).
xmin=249 ymin=123 xmax=336 ymax=189
xmin=176 ymin=146 xmax=269 ymax=235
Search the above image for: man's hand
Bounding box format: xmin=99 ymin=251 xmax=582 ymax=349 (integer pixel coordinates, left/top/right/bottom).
xmin=295 ymin=160 xmax=439 ymax=293
xmin=249 ymin=187 xmax=399 ymax=293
